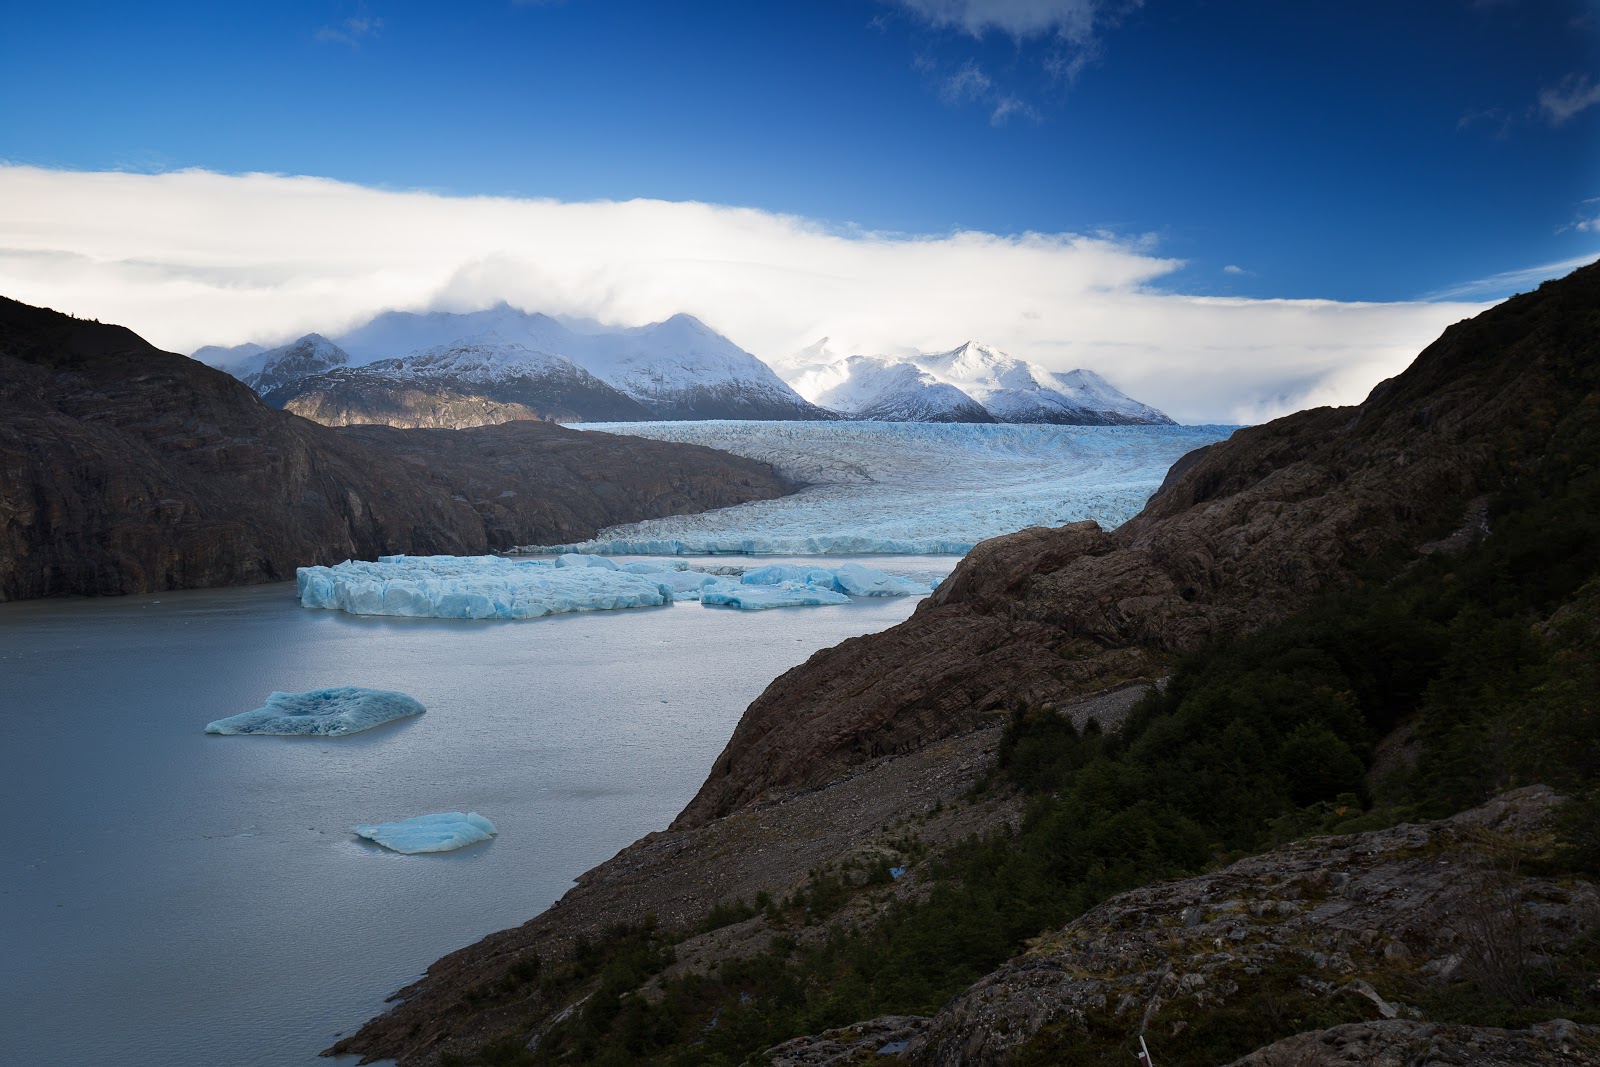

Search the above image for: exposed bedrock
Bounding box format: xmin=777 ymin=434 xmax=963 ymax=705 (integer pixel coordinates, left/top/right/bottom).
xmin=0 ymin=297 xmax=794 ymax=601
xmin=674 ymin=260 xmax=1600 ymax=828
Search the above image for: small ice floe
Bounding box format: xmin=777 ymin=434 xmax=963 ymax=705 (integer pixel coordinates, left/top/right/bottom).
xmin=353 ymin=812 xmax=498 ymax=854
xmin=204 ymin=686 xmax=424 ymax=737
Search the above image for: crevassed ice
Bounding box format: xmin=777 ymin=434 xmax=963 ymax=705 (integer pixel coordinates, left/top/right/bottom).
xmin=204 ymin=686 xmax=425 ymax=736
xmin=295 ymin=555 xmax=931 ymax=619
xmin=539 ymin=421 xmax=1236 ymax=556
xmin=353 ymin=812 xmax=498 ymax=854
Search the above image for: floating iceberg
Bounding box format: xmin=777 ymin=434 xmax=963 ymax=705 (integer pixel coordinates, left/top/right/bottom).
xmin=296 ymin=555 xmax=929 ymax=618
xmin=701 ymin=583 xmax=852 ymax=610
xmin=738 ymin=561 xmax=929 ymax=597
xmin=297 ymin=555 xmax=672 ymax=619
xmin=353 ymin=812 xmax=498 ymax=854
xmin=532 ymin=421 xmax=1237 ymax=556
xmin=204 ymin=686 xmax=425 ymax=736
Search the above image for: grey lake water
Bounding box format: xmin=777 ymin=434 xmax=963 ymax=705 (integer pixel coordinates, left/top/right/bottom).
xmin=0 ymin=557 xmax=952 ymax=1067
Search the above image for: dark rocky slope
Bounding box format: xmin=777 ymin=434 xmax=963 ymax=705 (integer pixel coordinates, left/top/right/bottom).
xmin=673 ymin=261 xmax=1600 ymax=829
xmin=0 ymin=297 xmax=793 ymax=601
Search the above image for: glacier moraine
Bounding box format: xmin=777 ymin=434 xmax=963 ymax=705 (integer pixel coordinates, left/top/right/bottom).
xmin=540 ymin=420 xmax=1236 ymax=555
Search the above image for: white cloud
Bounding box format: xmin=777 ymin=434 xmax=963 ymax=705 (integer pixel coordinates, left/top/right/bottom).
xmin=1222 ymin=264 xmax=1249 ymax=275
xmin=0 ymin=165 xmax=1490 ymax=425
xmin=1537 ymin=73 xmax=1600 ymax=126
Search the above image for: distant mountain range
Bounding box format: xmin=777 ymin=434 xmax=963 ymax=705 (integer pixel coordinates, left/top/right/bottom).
xmin=778 ymin=338 xmax=1173 ymax=426
xmin=194 ymin=307 xmax=1172 ymax=427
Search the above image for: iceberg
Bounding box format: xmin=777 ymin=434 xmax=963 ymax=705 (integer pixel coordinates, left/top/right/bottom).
xmin=354 ymin=812 xmax=498 ymax=854
xmin=533 ymin=421 xmax=1237 ymax=556
xmin=204 ymin=686 xmax=425 ymax=736
xmin=297 ymin=554 xmax=931 ymax=618
xmin=739 ymin=562 xmax=930 ymax=597
xmin=297 ymin=555 xmax=673 ymax=619
xmin=701 ymin=583 xmax=852 ymax=610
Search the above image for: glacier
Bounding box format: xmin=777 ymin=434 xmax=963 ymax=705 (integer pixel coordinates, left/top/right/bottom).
xmin=353 ymin=812 xmax=498 ymax=854
xmin=204 ymin=686 xmax=425 ymax=736
xmin=530 ymin=421 xmax=1235 ymax=556
xmin=296 ymin=554 xmax=930 ymax=619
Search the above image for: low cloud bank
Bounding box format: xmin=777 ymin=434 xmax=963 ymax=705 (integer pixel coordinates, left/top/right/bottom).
xmin=0 ymin=165 xmax=1487 ymax=423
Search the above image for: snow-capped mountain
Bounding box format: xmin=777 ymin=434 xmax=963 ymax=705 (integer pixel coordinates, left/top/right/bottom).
xmin=780 ymin=340 xmax=1173 ymax=425
xmin=198 ymin=306 xmax=830 ymax=423
xmin=260 ymin=336 xmax=651 ymax=427
xmin=810 ymin=356 xmax=995 ymax=423
xmin=244 ymin=334 xmax=350 ymax=395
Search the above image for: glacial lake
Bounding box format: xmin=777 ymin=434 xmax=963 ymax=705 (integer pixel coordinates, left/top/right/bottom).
xmin=0 ymin=558 xmax=952 ymax=1067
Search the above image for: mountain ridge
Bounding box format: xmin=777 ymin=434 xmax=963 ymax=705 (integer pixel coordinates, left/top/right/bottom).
xmin=202 ymin=306 xmax=833 ymax=424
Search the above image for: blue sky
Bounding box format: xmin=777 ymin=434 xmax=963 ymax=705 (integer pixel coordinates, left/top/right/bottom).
xmin=5 ymin=0 xmax=1596 ymax=299
xmin=2 ymin=1 xmax=1597 ymax=420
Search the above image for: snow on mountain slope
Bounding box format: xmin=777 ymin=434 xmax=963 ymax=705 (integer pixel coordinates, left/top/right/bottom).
xmin=779 ymin=339 xmax=1171 ymax=425
xmin=261 ymin=335 xmax=652 ymax=425
xmin=244 ymin=334 xmax=350 ymax=394
xmin=200 ymin=305 xmax=828 ymax=421
xmin=575 ymin=313 xmax=827 ymax=419
xmin=917 ymin=341 xmax=1172 ymax=425
xmin=811 ymin=356 xmax=995 ymax=423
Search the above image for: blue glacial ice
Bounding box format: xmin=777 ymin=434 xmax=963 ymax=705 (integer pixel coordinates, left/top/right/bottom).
xmin=740 ymin=562 xmax=928 ymax=597
xmin=353 ymin=812 xmax=498 ymax=854
xmin=204 ymin=686 xmax=425 ymax=736
xmin=533 ymin=421 xmax=1237 ymax=556
xmin=297 ymin=554 xmax=673 ymax=619
xmin=701 ymin=582 xmax=852 ymax=610
xmin=295 ymin=555 xmax=928 ymax=618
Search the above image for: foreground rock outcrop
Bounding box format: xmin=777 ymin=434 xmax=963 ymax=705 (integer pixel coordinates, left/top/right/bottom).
xmin=909 ymin=786 xmax=1597 ymax=1064
xmin=673 ymin=260 xmax=1600 ymax=828
xmin=0 ymin=297 xmax=793 ymax=600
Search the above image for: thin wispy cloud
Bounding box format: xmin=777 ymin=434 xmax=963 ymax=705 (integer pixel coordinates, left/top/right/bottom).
xmin=0 ymin=166 xmax=1490 ymax=425
xmin=315 ymin=15 xmax=383 ymax=48
xmin=1456 ymin=106 xmax=1513 ymax=139
xmin=940 ymin=61 xmax=992 ymax=103
xmin=891 ymin=0 xmax=1137 ymax=122
xmin=891 ymin=0 xmax=1111 ymax=42
xmin=988 ymin=95 xmax=1039 ymax=126
xmin=1537 ymin=73 xmax=1600 ymax=126
xmin=1222 ymin=264 xmax=1250 ymax=276
xmin=1424 ymin=251 xmax=1600 ymax=301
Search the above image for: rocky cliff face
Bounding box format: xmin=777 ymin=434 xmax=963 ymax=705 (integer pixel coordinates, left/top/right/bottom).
xmin=672 ymin=262 xmax=1600 ymax=829
xmin=0 ymin=297 xmax=793 ymax=601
